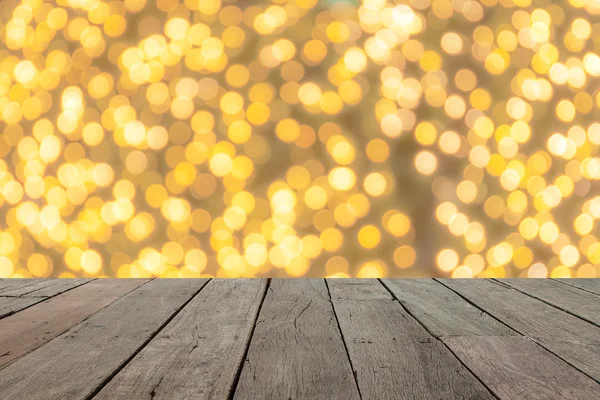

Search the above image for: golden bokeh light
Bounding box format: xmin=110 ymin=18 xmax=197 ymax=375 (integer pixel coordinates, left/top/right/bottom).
xmin=1 ymin=0 xmax=599 ymax=279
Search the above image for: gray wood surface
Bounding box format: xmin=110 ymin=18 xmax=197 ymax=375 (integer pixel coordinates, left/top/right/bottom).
xmin=445 ymin=336 xmax=600 ymax=399
xmin=381 ymin=278 xmax=516 ymax=337
xmin=234 ymin=279 xmax=360 ymax=400
xmin=328 ymin=279 xmax=494 ymax=400
xmin=556 ymin=279 xmax=600 ymax=295
xmin=440 ymin=279 xmax=600 ymax=380
xmin=95 ymin=279 xmax=267 ymax=400
xmin=0 ymin=279 xmax=93 ymax=319
xmin=18 ymin=279 xmax=93 ymax=297
xmin=500 ymin=279 xmax=600 ymax=326
xmin=0 ymin=279 xmax=208 ymax=400
xmin=0 ymin=279 xmax=58 ymax=296
xmin=0 ymin=278 xmax=598 ymax=399
xmin=0 ymin=279 xmax=148 ymax=369
xmin=0 ymin=297 xmax=41 ymax=319
xmin=0 ymin=279 xmax=89 ymax=297
xmin=383 ymin=279 xmax=600 ymax=399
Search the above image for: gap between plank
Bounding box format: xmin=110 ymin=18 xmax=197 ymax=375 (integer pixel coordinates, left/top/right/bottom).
xmin=23 ymin=279 xmax=96 ymax=297
xmin=552 ymin=279 xmax=600 ymax=296
xmin=379 ymin=279 xmax=501 ymax=400
xmin=324 ymin=279 xmax=363 ymax=400
xmin=84 ymin=279 xmax=211 ymax=400
xmin=0 ymin=279 xmax=97 ymax=320
xmin=434 ymin=278 xmax=600 ymax=384
xmin=491 ymin=279 xmax=600 ymax=328
xmin=227 ymin=278 xmax=271 ymax=400
xmin=0 ymin=279 xmax=155 ymax=372
xmin=433 ymin=279 xmax=532 ymax=340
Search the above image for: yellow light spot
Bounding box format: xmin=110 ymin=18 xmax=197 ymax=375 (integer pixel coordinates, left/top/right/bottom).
xmin=328 ymin=167 xmax=356 ymax=191
xmin=81 ymin=250 xmax=102 ymax=275
xmin=386 ymin=213 xmax=411 ymax=237
xmin=437 ymin=249 xmax=458 ymax=272
xmin=209 ymin=153 xmax=233 ymax=177
xmin=364 ymin=173 xmax=387 ymax=197
xmin=394 ymin=246 xmax=416 ymax=269
xmin=220 ymin=92 xmax=244 ymax=114
xmin=358 ymin=225 xmax=381 ymax=249
xmin=271 ymin=188 xmax=296 ymax=213
xmin=415 ymin=151 xmax=437 ymax=175
xmin=298 ymin=82 xmax=322 ymax=105
xmin=305 ymin=186 xmax=328 ymax=210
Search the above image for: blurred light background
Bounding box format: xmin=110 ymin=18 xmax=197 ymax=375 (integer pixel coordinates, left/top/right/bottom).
xmin=1 ymin=0 xmax=600 ymax=278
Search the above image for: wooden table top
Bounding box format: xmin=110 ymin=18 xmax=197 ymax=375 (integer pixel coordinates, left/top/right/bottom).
xmin=0 ymin=278 xmax=598 ymax=399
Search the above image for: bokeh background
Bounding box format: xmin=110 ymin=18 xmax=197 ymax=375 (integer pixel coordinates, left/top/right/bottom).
xmin=1 ymin=0 xmax=599 ymax=278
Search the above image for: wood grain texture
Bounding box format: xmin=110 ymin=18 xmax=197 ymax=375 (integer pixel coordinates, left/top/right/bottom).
xmin=95 ymin=279 xmax=267 ymax=400
xmin=445 ymin=336 xmax=600 ymax=400
xmin=0 ymin=279 xmax=93 ymax=319
xmin=0 ymin=279 xmax=208 ymax=400
xmin=440 ymin=279 xmax=600 ymax=380
xmin=556 ymin=279 xmax=600 ymax=295
xmin=0 ymin=279 xmax=86 ymax=297
xmin=0 ymin=297 xmax=41 ymax=319
xmin=384 ymin=279 xmax=600 ymax=399
xmin=234 ymin=279 xmax=360 ymax=400
xmin=500 ymin=279 xmax=600 ymax=326
xmin=328 ymin=279 xmax=494 ymax=400
xmin=0 ymin=279 xmax=148 ymax=369
xmin=18 ymin=279 xmax=93 ymax=297
xmin=381 ymin=278 xmax=516 ymax=337
xmin=0 ymin=280 xmax=55 ymax=296
xmin=0 ymin=278 xmax=597 ymax=398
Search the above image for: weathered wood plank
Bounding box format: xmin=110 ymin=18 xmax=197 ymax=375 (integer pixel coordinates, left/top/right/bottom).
xmin=381 ymin=278 xmax=516 ymax=337
xmin=0 ymin=279 xmax=61 ymax=296
xmin=0 ymin=280 xmax=37 ymax=294
xmin=328 ymin=279 xmax=494 ymax=400
xmin=556 ymin=279 xmax=600 ymax=296
xmin=20 ymin=279 xmax=92 ymax=297
xmin=0 ymin=297 xmax=41 ymax=319
xmin=0 ymin=279 xmax=93 ymax=319
xmin=94 ymin=279 xmax=267 ymax=400
xmin=234 ymin=279 xmax=360 ymax=400
xmin=0 ymin=279 xmax=209 ymax=400
xmin=445 ymin=336 xmax=600 ymax=400
xmin=0 ymin=279 xmax=87 ymax=297
xmin=500 ymin=279 xmax=600 ymax=326
xmin=0 ymin=279 xmax=148 ymax=369
xmin=440 ymin=279 xmax=600 ymax=380
xmin=383 ymin=279 xmax=600 ymax=399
